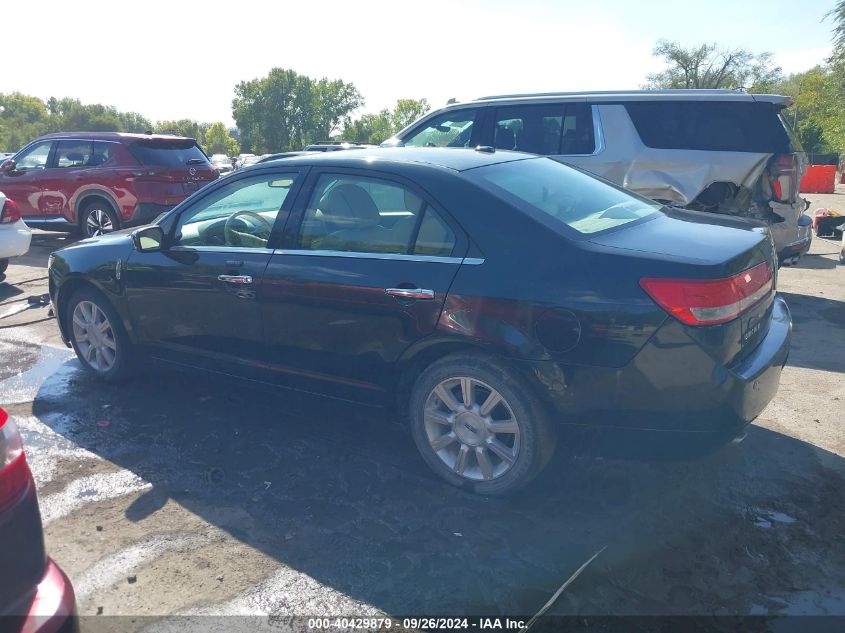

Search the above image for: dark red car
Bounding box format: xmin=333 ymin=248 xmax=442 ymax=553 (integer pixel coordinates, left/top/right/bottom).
xmin=0 ymin=133 xmax=218 ymax=237
xmin=0 ymin=407 xmax=76 ymax=632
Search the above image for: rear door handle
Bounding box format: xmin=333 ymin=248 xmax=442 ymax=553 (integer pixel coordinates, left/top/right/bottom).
xmin=385 ymin=288 xmax=434 ymax=300
xmin=218 ymin=274 xmax=253 ymax=285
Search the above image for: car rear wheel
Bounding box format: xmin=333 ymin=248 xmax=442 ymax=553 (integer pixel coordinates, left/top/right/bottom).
xmin=409 ymin=353 xmax=555 ymax=496
xmin=80 ymin=201 xmax=119 ymax=237
xmin=66 ymin=288 xmax=134 ymax=381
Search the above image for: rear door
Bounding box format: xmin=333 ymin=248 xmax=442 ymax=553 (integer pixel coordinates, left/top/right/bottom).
xmin=260 ymin=169 xmax=467 ymax=403
xmin=124 ymin=169 xmax=303 ymax=368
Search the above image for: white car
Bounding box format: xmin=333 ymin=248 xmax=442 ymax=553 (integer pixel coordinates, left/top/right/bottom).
xmin=0 ymin=192 xmax=32 ymax=275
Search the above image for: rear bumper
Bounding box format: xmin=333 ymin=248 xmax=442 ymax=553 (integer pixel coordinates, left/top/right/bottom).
xmin=16 ymin=560 xmax=77 ymax=633
xmin=524 ymin=296 xmax=791 ymax=443
xmin=777 ymin=214 xmax=813 ymax=264
xmin=0 ymin=220 xmax=32 ymax=259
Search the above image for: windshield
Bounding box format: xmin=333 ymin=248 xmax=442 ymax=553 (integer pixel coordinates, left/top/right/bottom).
xmin=129 ymin=141 xmax=209 ymax=167
xmin=468 ymin=157 xmax=662 ymax=236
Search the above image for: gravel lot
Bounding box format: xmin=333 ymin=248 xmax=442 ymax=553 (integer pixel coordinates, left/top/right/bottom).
xmin=1 ymin=190 xmax=844 ymax=630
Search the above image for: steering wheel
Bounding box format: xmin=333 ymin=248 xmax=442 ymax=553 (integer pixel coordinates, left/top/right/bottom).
xmin=224 ymin=210 xmax=273 ymax=246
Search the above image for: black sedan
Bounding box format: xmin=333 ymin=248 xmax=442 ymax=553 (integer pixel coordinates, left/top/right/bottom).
xmin=47 ymin=148 xmax=791 ymax=495
xmin=0 ymin=407 xmax=77 ymax=631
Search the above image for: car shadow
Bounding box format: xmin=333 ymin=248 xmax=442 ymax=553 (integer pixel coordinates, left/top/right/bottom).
xmin=30 ymin=358 xmax=845 ymax=617
xmin=780 ymin=292 xmax=845 ymax=374
xmin=13 ymin=231 xmax=80 ymax=268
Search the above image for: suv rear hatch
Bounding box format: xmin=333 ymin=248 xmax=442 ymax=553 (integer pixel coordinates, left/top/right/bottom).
xmin=127 ymin=138 xmax=217 ymax=199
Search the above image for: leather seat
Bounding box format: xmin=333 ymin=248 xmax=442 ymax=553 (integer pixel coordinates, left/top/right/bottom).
xmin=313 ymin=184 xmax=405 ymax=253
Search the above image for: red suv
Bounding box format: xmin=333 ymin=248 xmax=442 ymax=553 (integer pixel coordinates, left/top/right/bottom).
xmin=0 ymin=133 xmax=218 ymax=237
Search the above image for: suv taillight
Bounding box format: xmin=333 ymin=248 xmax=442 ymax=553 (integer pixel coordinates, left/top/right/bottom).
xmin=640 ymin=261 xmax=773 ymax=326
xmin=769 ymin=154 xmax=798 ymax=202
xmin=0 ymin=408 xmax=30 ymax=511
xmin=0 ymin=198 xmax=21 ymax=224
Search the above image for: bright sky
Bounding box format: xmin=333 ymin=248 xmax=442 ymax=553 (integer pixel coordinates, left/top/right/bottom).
xmin=3 ymin=0 xmax=835 ymax=127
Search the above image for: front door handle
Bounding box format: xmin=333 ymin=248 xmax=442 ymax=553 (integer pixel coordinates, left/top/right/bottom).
xmin=218 ymin=274 xmax=253 ymax=285
xmin=385 ymin=288 xmax=435 ymax=300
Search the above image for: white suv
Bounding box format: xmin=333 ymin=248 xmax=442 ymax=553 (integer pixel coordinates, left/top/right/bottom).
xmin=383 ymin=90 xmax=812 ymax=265
xmin=0 ymin=192 xmax=32 ymax=276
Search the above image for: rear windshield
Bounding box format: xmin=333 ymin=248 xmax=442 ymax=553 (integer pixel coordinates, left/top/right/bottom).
xmin=128 ymin=141 xmax=209 ymax=167
xmin=469 ymin=157 xmax=662 ymax=236
xmin=624 ymin=101 xmax=792 ymax=153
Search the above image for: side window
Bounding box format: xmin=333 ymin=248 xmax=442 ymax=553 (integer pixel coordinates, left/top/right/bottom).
xmin=14 ymin=142 xmax=52 ymax=170
xmin=414 ymin=208 xmax=455 ymax=257
xmin=494 ymin=103 xmax=595 ymax=155
xmin=404 ymin=110 xmax=478 ymax=148
xmin=494 ymin=104 xmax=563 ymax=154
xmin=55 ymin=140 xmax=93 ymax=168
xmin=91 ymin=142 xmax=115 ymax=166
xmin=300 ymin=174 xmax=425 ymax=254
xmin=174 ymin=173 xmax=297 ymax=248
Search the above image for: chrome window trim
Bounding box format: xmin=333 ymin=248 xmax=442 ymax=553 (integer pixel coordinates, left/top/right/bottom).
xmin=274 ymin=249 xmax=484 ymax=265
xmin=169 ymin=245 xmax=274 ymax=255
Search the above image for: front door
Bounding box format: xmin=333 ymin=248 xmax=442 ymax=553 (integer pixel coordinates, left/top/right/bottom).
xmin=0 ymin=140 xmax=54 ymax=216
xmin=123 ymin=169 xmax=302 ymax=370
xmin=261 ymin=170 xmax=466 ymax=403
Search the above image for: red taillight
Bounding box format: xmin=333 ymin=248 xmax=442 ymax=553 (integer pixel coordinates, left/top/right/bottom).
xmin=640 ymin=261 xmax=773 ymax=326
xmin=0 ymin=198 xmax=21 ymax=224
xmin=0 ymin=407 xmax=31 ymax=511
xmin=769 ymin=154 xmax=798 ymax=202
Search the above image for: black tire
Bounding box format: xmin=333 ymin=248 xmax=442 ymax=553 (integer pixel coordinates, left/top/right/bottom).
xmin=0 ymin=259 xmax=8 ymax=274
xmin=79 ymin=200 xmax=120 ymax=238
xmin=65 ymin=287 xmax=135 ymax=382
xmin=409 ymin=352 xmax=556 ymax=496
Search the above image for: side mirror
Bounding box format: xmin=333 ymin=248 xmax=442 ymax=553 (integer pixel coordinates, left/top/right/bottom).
xmin=132 ymin=225 xmax=165 ymax=252
xmin=1 ymin=159 xmax=16 ymax=173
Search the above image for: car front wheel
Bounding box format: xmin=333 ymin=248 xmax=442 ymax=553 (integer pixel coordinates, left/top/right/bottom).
xmin=66 ymin=288 xmax=134 ymax=381
xmin=409 ymin=353 xmax=555 ymax=496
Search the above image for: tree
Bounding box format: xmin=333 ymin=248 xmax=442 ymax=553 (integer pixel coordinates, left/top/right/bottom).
xmin=204 ymin=122 xmax=239 ymax=155
xmin=153 ymin=119 xmax=210 ymax=145
xmin=232 ymin=68 xmax=361 ymax=152
xmin=341 ymin=98 xmax=431 ymax=145
xmin=645 ymin=40 xmax=783 ymax=91
xmin=341 ymin=109 xmax=393 ymax=144
xmin=311 ymin=78 xmax=363 ymax=141
xmin=391 ymin=98 xmax=430 ymax=132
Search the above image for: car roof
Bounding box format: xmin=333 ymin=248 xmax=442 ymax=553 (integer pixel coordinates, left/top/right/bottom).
xmin=37 ymin=132 xmax=197 ymax=142
xmin=255 ymin=147 xmax=530 ymax=172
xmin=445 ymin=89 xmax=793 ymax=107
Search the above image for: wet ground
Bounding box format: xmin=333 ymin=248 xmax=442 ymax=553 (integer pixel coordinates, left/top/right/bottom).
xmin=1 ymin=192 xmax=844 ymax=630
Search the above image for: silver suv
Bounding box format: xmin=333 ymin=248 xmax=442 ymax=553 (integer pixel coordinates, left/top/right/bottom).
xmin=382 ymin=90 xmax=811 ymax=264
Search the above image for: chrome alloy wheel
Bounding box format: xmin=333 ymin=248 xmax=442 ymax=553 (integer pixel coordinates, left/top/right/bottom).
xmin=72 ymin=301 xmax=117 ymax=372
xmin=424 ymin=377 xmax=520 ymax=481
xmin=85 ymin=208 xmax=114 ymax=236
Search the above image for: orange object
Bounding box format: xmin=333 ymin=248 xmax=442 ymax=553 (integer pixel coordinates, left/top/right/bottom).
xmin=800 ymin=164 xmax=836 ymax=193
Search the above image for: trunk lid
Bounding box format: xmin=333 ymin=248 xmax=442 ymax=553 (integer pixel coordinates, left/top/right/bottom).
xmin=590 ymin=208 xmax=777 ymax=364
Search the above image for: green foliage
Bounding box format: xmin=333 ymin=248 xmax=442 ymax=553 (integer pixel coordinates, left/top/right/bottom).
xmin=767 ymin=66 xmax=844 ymax=155
xmin=232 ymin=68 xmax=362 ymax=153
xmin=645 ymin=40 xmax=783 ymax=90
xmin=204 ymin=122 xmax=239 ymax=156
xmin=341 ymin=98 xmax=430 ymax=145
xmin=153 ymin=120 xmax=211 ymax=146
